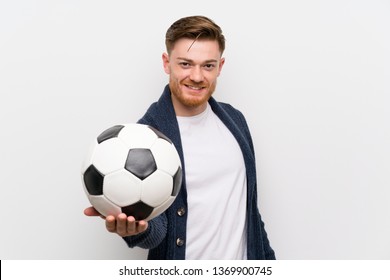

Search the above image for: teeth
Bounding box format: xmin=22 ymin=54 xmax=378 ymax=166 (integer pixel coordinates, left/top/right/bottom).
xmin=187 ymin=85 xmax=202 ymax=90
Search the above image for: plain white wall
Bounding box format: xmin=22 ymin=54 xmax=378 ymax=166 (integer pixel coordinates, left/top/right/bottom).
xmin=0 ymin=0 xmax=389 ymax=259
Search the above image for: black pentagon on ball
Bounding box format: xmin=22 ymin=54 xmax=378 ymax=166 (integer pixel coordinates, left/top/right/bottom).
xmin=172 ymin=166 xmax=182 ymax=196
xmin=125 ymin=148 xmax=157 ymax=180
xmin=148 ymin=126 xmax=172 ymax=144
xmin=97 ymin=125 xmax=124 ymax=144
xmin=83 ymin=165 xmax=104 ymax=195
xmin=122 ymin=201 xmax=153 ymax=221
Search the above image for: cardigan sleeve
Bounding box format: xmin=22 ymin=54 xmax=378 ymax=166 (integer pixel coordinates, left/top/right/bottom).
xmin=122 ymin=213 xmax=168 ymax=249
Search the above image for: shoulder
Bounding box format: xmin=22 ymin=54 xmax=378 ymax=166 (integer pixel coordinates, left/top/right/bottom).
xmin=210 ymin=99 xmax=249 ymax=128
xmin=138 ymin=101 xmax=158 ymax=126
xmin=138 ymin=85 xmax=176 ymax=128
xmin=220 ymin=102 xmax=245 ymax=118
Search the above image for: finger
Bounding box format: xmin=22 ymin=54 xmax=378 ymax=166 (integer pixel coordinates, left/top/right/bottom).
xmin=84 ymin=207 xmax=101 ymax=216
xmin=127 ymin=216 xmax=136 ymax=234
xmin=136 ymin=220 xmax=148 ymax=233
xmin=105 ymin=215 xmax=116 ymax=233
xmin=116 ymin=213 xmax=128 ymax=236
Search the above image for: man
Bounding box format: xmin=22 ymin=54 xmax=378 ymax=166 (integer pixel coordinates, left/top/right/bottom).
xmin=85 ymin=15 xmax=275 ymax=260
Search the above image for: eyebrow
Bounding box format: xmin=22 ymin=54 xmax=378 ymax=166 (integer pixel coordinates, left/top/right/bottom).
xmin=176 ymin=57 xmax=218 ymax=64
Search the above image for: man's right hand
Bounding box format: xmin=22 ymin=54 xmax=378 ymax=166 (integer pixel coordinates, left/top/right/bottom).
xmin=84 ymin=206 xmax=148 ymax=237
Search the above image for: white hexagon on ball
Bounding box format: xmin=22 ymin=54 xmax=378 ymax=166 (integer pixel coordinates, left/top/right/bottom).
xmin=104 ymin=169 xmax=142 ymax=207
xmin=118 ymin=124 xmax=158 ymax=149
xmin=151 ymin=139 xmax=182 ymax=176
xmin=92 ymin=138 xmax=129 ymax=174
xmin=141 ymin=170 xmax=173 ymax=207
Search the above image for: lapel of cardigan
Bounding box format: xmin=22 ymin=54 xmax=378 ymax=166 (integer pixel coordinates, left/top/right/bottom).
xmin=208 ymin=97 xmax=257 ymax=190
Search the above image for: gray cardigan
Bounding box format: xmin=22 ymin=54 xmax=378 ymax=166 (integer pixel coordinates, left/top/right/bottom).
xmin=124 ymin=85 xmax=275 ymax=260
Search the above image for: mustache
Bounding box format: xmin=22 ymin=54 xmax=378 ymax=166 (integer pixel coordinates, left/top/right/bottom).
xmin=184 ymin=82 xmax=207 ymax=88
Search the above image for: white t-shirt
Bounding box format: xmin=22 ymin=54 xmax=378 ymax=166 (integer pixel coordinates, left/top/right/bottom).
xmin=177 ymin=103 xmax=247 ymax=260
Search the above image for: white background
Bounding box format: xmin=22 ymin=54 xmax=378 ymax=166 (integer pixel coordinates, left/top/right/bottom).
xmin=0 ymin=0 xmax=389 ymax=260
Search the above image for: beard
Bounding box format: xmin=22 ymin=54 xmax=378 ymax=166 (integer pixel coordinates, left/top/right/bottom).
xmin=169 ymin=77 xmax=217 ymax=108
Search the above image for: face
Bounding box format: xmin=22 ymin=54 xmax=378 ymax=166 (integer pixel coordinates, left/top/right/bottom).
xmin=162 ymin=38 xmax=225 ymax=116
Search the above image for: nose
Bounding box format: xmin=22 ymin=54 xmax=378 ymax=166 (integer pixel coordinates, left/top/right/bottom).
xmin=189 ymin=66 xmax=204 ymax=83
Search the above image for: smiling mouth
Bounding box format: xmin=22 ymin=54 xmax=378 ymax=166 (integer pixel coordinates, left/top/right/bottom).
xmin=185 ymin=84 xmax=205 ymax=90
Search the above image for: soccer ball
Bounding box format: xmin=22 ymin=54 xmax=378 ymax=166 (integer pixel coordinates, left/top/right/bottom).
xmin=81 ymin=123 xmax=182 ymax=221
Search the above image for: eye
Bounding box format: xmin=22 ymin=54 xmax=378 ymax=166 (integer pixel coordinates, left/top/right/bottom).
xmin=204 ymin=64 xmax=216 ymax=70
xmin=179 ymin=62 xmax=191 ymax=69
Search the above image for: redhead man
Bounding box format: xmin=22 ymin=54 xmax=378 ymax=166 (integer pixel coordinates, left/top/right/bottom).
xmin=85 ymin=15 xmax=275 ymax=260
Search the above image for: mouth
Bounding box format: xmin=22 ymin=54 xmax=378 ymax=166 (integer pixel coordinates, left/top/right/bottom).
xmin=184 ymin=84 xmax=206 ymax=91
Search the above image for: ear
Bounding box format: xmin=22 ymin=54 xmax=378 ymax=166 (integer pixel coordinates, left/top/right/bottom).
xmin=162 ymin=53 xmax=170 ymax=74
xmin=217 ymin=57 xmax=225 ymax=77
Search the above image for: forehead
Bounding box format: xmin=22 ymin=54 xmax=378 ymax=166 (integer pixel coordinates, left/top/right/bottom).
xmin=170 ymin=38 xmax=222 ymax=60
